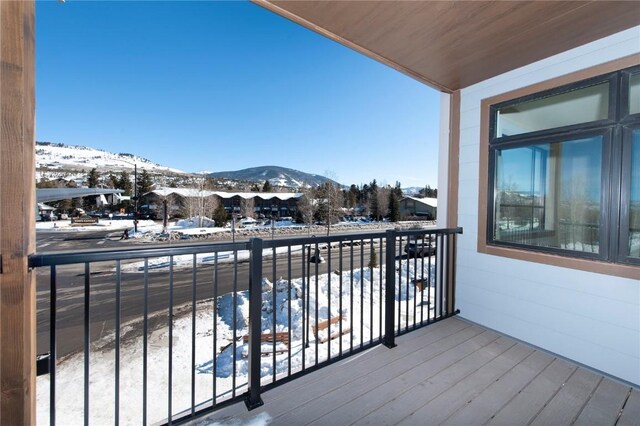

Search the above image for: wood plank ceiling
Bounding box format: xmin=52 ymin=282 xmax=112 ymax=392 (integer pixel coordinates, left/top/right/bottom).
xmin=255 ymin=1 xmax=640 ymax=92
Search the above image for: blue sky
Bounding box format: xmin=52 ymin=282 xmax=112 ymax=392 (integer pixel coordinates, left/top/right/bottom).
xmin=35 ymin=0 xmax=440 ymax=188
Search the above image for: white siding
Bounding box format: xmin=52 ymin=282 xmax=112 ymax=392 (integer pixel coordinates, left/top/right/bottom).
xmin=453 ymin=26 xmax=640 ymax=385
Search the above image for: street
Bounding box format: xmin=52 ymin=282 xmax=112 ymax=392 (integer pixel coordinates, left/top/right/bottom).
xmin=36 ymin=229 xmax=386 ymax=357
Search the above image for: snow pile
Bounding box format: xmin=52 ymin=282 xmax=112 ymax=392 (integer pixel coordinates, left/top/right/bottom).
xmin=36 ymin=259 xmax=438 ymax=425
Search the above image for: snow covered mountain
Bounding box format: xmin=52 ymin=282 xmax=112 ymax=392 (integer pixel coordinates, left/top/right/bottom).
xmin=36 ymin=141 xmax=184 ymax=180
xmin=402 ymin=187 xmax=424 ymax=196
xmin=209 ymin=166 xmax=341 ymax=188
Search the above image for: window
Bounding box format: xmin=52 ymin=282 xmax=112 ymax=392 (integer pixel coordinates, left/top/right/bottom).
xmin=488 ymin=66 xmax=639 ymax=265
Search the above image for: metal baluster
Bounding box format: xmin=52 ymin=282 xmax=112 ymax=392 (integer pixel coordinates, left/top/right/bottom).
xmin=213 ymin=253 xmax=218 ymax=405
xmin=369 ymin=238 xmax=373 ymax=343
xmin=272 ymin=246 xmax=277 ymax=382
xmin=232 ymin=250 xmax=238 ymax=397
xmin=327 ymin=243 xmax=332 ymax=362
xmin=301 ymin=245 xmax=306 ymax=369
xmin=379 ymin=237 xmax=383 ymax=341
xmin=314 ymin=242 xmax=319 ymax=365
xmin=427 ymin=234 xmax=432 ymax=323
xmin=339 ymin=243 xmax=343 ymax=356
xmin=143 ymin=259 xmax=148 ymax=426
xmin=84 ymin=262 xmax=90 ymax=426
xmin=168 ymin=257 xmax=174 ymax=425
xmin=50 ymin=265 xmax=57 ymax=426
xmin=115 ymin=260 xmax=121 ymax=426
xmin=349 ymin=243 xmax=354 ymax=354
xmin=191 ymin=254 xmax=197 ymax=416
xmin=360 ymin=239 xmax=364 ymax=349
xmin=287 ymin=245 xmax=292 ymax=377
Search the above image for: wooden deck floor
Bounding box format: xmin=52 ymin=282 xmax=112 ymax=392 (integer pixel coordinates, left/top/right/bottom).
xmin=195 ymin=317 xmax=639 ymax=426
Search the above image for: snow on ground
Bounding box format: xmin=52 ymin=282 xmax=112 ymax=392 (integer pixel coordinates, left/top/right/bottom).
xmin=119 ymin=245 xmax=303 ymax=273
xmin=36 ymin=219 xmax=158 ymax=233
xmin=36 ymin=258 xmax=438 ymax=425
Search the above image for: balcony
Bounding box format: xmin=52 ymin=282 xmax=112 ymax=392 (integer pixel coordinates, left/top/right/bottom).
xmin=200 ymin=316 xmax=640 ymax=426
xmin=31 ymin=228 xmax=462 ymax=425
xmin=31 ymin=227 xmax=639 ymax=425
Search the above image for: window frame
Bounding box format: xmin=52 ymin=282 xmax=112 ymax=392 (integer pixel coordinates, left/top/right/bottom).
xmin=486 ymin=65 xmax=639 ymax=266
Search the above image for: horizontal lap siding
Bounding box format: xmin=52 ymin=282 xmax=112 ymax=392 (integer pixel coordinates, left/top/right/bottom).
xmin=455 ymin=26 xmax=640 ymax=385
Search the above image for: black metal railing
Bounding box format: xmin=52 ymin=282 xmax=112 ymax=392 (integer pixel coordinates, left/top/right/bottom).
xmin=30 ymin=227 xmax=462 ymax=425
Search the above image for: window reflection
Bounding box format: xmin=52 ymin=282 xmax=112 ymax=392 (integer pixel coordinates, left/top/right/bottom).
xmin=496 ymin=83 xmax=609 ymax=137
xmin=631 ymin=74 xmax=640 ymax=115
xmin=494 ymin=136 xmax=602 ymax=253
xmin=630 ymin=130 xmax=640 ymax=258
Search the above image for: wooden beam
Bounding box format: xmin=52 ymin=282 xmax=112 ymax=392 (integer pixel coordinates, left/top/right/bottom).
xmin=446 ymin=90 xmax=460 ymax=314
xmin=0 ymin=1 xmax=36 ymax=424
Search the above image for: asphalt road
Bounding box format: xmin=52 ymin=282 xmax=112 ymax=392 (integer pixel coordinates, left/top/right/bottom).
xmin=35 ymin=231 xmax=384 ymax=357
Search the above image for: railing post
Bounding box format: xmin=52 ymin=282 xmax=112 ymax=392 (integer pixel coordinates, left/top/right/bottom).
xmin=245 ymin=238 xmax=264 ymax=410
xmin=384 ymin=230 xmax=397 ymax=348
xmin=449 ymin=230 xmax=461 ymax=315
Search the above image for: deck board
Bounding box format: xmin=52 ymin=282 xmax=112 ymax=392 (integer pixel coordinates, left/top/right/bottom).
xmin=193 ymin=317 xmax=638 ymax=426
xmin=530 ymin=368 xmax=602 ymax=425
xmin=443 ymin=349 xmax=554 ymax=425
xmin=333 ymin=333 xmax=509 ymax=426
xmin=281 ymin=330 xmax=503 ymax=425
xmin=618 ymin=389 xmax=640 ymax=426
xmin=487 ymin=358 xmax=577 ymax=425
xmin=573 ymin=378 xmax=629 ymax=426
xmin=396 ymin=343 xmax=536 ymax=425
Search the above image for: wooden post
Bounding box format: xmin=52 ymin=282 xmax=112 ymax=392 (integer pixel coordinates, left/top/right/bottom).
xmin=0 ymin=1 xmax=36 ymax=424
xmin=446 ymin=91 xmax=461 ymax=316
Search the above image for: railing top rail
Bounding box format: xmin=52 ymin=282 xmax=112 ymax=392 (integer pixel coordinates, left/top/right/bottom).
xmin=262 ymin=227 xmax=462 ymax=248
xmin=29 ymin=227 xmax=463 ymax=267
xmin=261 ymin=231 xmax=387 ymax=248
xmin=394 ymin=227 xmax=463 ymax=237
xmin=29 ymin=240 xmax=251 ymax=267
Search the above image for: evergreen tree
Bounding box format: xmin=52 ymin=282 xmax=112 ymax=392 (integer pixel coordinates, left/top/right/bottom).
xmin=388 ymin=190 xmax=400 ymax=222
xmin=393 ymin=181 xmax=403 ymax=198
xmin=118 ymin=171 xmax=132 ymax=194
xmin=250 ymin=183 xmax=260 ymax=192
xmin=117 ymin=171 xmax=133 ymax=211
xmin=136 ymin=169 xmax=154 ymax=205
xmin=262 ymin=180 xmax=272 ymax=192
xmin=368 ymin=245 xmax=378 ymax=268
xmin=87 ymin=168 xmax=100 ymax=188
xmin=347 ymin=184 xmax=359 ymax=209
xmin=107 ymin=173 xmax=119 ymax=189
xmin=213 ymin=204 xmax=228 ymax=227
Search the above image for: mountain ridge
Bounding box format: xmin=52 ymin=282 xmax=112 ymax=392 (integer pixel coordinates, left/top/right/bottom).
xmin=208 ymin=165 xmax=341 ymax=188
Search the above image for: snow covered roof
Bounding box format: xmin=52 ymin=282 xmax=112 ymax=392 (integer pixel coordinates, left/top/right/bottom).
xmin=37 ymin=202 xmax=56 ymax=211
xmin=148 ymin=188 xmax=303 ymax=201
xmin=401 ymin=196 xmax=437 ymax=208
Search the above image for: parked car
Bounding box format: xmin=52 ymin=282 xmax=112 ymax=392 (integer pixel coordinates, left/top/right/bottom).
xmin=39 ymin=212 xmax=53 ymax=222
xmin=404 ymin=237 xmax=436 ymax=257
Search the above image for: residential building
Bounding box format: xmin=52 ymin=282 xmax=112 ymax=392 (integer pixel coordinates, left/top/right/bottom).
xmin=399 ymin=196 xmax=437 ymax=219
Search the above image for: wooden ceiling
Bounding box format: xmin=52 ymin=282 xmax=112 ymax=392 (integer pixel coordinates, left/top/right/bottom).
xmin=255 ymin=1 xmax=640 ymax=92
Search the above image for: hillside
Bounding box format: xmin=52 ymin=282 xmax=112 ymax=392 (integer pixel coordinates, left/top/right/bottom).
xmin=36 ymin=141 xmax=184 ymax=181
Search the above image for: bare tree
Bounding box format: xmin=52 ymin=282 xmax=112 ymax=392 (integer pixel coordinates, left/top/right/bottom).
xmin=183 ymin=174 xmax=216 ymax=227
xmin=368 ymin=185 xmax=390 ymax=221
xmin=202 ymin=195 xmax=220 ymax=222
xmin=297 ymin=186 xmax=317 ymax=235
xmin=240 ymin=197 xmax=255 ymax=219
xmin=317 ymin=182 xmax=343 ymax=235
